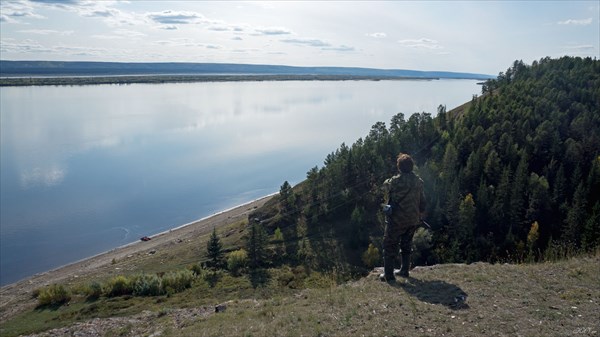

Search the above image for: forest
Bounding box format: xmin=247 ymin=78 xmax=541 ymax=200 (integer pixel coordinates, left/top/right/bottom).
xmin=250 ymin=56 xmax=600 ymax=270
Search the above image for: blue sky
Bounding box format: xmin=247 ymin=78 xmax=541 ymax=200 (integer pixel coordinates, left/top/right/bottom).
xmin=1 ymin=0 xmax=598 ymax=75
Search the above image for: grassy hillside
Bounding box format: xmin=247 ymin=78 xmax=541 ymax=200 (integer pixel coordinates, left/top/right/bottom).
xmin=2 ymin=254 xmax=598 ymax=337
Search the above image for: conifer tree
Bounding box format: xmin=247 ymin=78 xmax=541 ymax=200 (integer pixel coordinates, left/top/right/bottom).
xmin=206 ymin=228 xmax=224 ymax=269
xmin=247 ymin=220 xmax=268 ymax=270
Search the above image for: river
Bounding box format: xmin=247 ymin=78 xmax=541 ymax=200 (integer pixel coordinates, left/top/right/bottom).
xmin=0 ymin=79 xmax=480 ymax=285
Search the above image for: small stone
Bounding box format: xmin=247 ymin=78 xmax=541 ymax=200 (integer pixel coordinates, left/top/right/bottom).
xmin=215 ymin=304 xmax=227 ymax=313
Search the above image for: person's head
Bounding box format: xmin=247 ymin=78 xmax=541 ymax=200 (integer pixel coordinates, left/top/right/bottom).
xmin=397 ymin=153 xmax=414 ymax=173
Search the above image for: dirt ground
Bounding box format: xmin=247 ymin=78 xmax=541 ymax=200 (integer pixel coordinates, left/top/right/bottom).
xmin=0 ymin=195 xmax=273 ymax=322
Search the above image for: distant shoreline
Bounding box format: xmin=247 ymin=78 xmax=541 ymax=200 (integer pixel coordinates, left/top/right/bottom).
xmin=0 ymin=74 xmax=445 ymax=87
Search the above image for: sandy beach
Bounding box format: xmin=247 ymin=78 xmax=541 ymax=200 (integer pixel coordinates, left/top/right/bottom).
xmin=0 ymin=194 xmax=273 ymax=322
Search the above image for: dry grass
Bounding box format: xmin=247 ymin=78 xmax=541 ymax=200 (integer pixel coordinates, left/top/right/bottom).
xmin=14 ymin=255 xmax=597 ymax=337
xmin=172 ymin=256 xmax=599 ymax=337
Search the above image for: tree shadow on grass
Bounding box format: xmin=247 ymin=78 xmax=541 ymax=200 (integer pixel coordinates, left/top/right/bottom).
xmin=392 ymin=277 xmax=469 ymax=310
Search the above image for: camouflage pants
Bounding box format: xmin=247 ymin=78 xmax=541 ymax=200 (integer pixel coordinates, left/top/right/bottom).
xmin=383 ymin=219 xmax=416 ymax=259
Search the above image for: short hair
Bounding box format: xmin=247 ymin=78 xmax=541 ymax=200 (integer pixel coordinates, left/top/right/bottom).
xmin=397 ymin=153 xmax=414 ymax=173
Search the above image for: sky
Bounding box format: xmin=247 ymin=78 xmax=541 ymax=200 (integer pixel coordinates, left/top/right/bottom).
xmin=0 ymin=0 xmax=598 ymax=75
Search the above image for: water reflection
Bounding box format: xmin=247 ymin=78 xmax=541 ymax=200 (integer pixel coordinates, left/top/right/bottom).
xmin=0 ymin=80 xmax=480 ymax=285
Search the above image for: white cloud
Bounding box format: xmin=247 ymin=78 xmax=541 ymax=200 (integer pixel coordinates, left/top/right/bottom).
xmin=254 ymin=26 xmax=292 ymax=35
xmin=322 ymin=45 xmax=355 ymax=52
xmin=82 ymin=7 xmax=120 ymax=18
xmin=146 ymin=10 xmax=204 ymax=25
xmin=565 ymin=44 xmax=594 ymax=50
xmin=0 ymin=1 xmax=45 ymax=22
xmin=18 ymin=29 xmax=73 ymax=35
xmin=562 ymin=44 xmax=596 ymax=55
xmin=558 ymin=18 xmax=593 ymax=25
xmin=113 ymin=29 xmax=145 ymax=38
xmin=208 ymin=25 xmax=230 ymax=32
xmin=398 ymin=38 xmax=443 ymax=50
xmin=91 ymin=29 xmax=144 ymax=40
xmin=152 ymin=38 xmax=221 ymax=50
xmin=153 ymin=38 xmax=195 ymax=47
xmin=0 ymin=38 xmax=108 ymax=58
xmin=281 ymin=38 xmax=331 ymax=47
xmin=29 ymin=0 xmax=81 ymax=6
xmin=366 ymin=32 xmax=387 ymax=38
xmin=0 ymin=38 xmax=53 ymax=53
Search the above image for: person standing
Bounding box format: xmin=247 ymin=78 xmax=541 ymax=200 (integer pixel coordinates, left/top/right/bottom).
xmin=380 ymin=153 xmax=426 ymax=282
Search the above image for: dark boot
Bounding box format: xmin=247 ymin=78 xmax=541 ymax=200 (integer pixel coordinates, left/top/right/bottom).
xmin=380 ymin=256 xmax=396 ymax=282
xmin=398 ymin=253 xmax=411 ymax=278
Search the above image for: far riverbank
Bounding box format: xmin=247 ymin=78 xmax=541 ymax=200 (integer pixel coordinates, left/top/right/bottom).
xmin=0 ymin=74 xmax=440 ymax=86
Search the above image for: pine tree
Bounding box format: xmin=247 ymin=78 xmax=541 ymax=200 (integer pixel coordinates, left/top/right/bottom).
xmin=247 ymin=221 xmax=268 ymax=270
xmin=458 ymin=193 xmax=477 ymax=261
xmin=509 ymin=154 xmax=528 ymax=238
xmin=206 ymin=227 xmax=224 ymax=269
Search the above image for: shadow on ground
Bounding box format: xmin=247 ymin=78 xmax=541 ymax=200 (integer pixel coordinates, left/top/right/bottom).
xmin=393 ymin=277 xmax=469 ymax=310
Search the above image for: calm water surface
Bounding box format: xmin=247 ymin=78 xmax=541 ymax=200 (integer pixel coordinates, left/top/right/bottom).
xmin=0 ymin=80 xmax=480 ymax=285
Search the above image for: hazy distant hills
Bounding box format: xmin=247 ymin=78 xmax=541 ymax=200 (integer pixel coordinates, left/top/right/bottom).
xmin=0 ymin=60 xmax=494 ymax=79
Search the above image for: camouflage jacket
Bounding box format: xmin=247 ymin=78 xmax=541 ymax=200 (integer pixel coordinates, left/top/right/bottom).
xmin=383 ymin=172 xmax=426 ymax=230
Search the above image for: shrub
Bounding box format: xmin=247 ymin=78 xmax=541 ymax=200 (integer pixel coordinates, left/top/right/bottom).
xmin=104 ymin=275 xmax=134 ymax=297
xmin=188 ymin=263 xmax=204 ymax=277
xmin=412 ymin=228 xmax=433 ymax=265
xmin=133 ymin=274 xmax=163 ymax=296
xmin=37 ymin=284 xmax=71 ymax=307
xmin=86 ymin=281 xmax=103 ymax=300
xmin=277 ymin=265 xmax=308 ymax=289
xmin=543 ymin=239 xmax=579 ymax=262
xmin=162 ymin=270 xmax=194 ymax=294
xmin=361 ymin=243 xmax=380 ymax=269
xmin=227 ymin=249 xmax=248 ymax=276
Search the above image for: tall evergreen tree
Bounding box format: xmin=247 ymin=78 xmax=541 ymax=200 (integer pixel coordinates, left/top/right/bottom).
xmin=206 ymin=228 xmax=224 ymax=269
xmin=246 ymin=221 xmax=268 ymax=270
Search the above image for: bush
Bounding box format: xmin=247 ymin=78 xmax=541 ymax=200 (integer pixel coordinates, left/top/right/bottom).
xmin=188 ymin=263 xmax=204 ymax=277
xmin=412 ymin=228 xmax=433 ymax=265
xmin=543 ymin=239 xmax=579 ymax=262
xmin=37 ymin=284 xmax=71 ymax=307
xmin=162 ymin=270 xmax=195 ymax=294
xmin=361 ymin=243 xmax=380 ymax=269
xmin=227 ymin=249 xmax=248 ymax=276
xmin=277 ymin=265 xmax=308 ymax=289
xmin=133 ymin=274 xmax=163 ymax=296
xmin=86 ymin=281 xmax=103 ymax=300
xmin=104 ymin=275 xmax=134 ymax=297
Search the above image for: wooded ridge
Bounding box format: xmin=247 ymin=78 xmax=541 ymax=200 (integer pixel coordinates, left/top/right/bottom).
xmin=250 ymin=56 xmax=600 ymax=270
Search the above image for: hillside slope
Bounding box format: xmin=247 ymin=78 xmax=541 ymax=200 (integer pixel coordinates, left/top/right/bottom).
xmin=15 ymin=255 xmax=600 ymax=337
